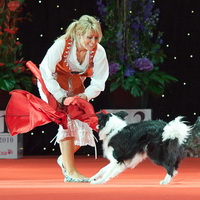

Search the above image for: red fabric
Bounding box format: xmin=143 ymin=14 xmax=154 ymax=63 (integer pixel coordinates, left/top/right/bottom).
xmin=64 ymin=97 xmax=100 ymax=132
xmin=5 ymin=91 xmax=105 ymax=135
xmin=5 ymin=90 xmax=67 ymax=136
xmin=26 ymin=61 xmax=58 ymax=110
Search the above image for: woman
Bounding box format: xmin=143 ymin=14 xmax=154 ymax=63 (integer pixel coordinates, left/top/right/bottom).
xmin=39 ymin=15 xmax=109 ymax=182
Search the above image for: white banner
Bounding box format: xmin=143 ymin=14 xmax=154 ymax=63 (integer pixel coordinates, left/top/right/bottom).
xmin=105 ymin=109 xmax=152 ymax=124
xmin=0 ymin=111 xmax=23 ymax=159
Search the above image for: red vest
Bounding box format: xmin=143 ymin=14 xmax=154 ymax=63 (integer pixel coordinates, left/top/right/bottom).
xmin=55 ymin=39 xmax=97 ymax=95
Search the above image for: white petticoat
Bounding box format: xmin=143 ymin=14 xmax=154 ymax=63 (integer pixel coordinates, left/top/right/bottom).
xmin=55 ymin=115 xmax=96 ymax=147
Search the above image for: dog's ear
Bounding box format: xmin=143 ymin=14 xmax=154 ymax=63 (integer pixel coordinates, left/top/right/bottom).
xmin=96 ymin=112 xmax=110 ymax=123
xmin=96 ymin=112 xmax=105 ymax=121
xmin=114 ymin=111 xmax=128 ymax=120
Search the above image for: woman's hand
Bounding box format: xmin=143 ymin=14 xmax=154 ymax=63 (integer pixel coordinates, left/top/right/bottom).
xmin=57 ymin=96 xmax=67 ymax=104
xmin=78 ymin=93 xmax=88 ymax=101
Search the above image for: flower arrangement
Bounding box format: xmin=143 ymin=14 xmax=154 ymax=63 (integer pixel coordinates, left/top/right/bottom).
xmin=0 ymin=0 xmax=32 ymax=92
xmin=97 ymin=0 xmax=178 ymax=97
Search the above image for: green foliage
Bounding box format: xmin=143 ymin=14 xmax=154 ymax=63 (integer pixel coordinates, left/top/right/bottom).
xmin=0 ymin=0 xmax=32 ymax=92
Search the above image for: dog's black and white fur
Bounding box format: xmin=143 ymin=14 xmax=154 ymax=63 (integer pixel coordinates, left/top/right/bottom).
xmin=89 ymin=111 xmax=191 ymax=184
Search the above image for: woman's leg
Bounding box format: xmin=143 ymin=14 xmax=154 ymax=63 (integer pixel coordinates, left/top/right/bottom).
xmin=59 ymin=137 xmax=87 ymax=179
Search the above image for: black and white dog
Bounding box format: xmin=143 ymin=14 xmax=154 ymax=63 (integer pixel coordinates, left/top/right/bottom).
xmin=90 ymin=111 xmax=191 ymax=184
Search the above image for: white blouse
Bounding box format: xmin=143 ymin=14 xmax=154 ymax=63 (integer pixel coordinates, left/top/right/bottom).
xmin=39 ymin=39 xmax=109 ymax=101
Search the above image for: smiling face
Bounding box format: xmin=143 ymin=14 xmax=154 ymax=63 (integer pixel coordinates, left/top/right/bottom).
xmin=79 ymin=30 xmax=99 ymax=51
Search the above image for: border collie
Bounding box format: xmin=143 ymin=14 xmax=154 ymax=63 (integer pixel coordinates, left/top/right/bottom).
xmin=89 ymin=111 xmax=191 ymax=184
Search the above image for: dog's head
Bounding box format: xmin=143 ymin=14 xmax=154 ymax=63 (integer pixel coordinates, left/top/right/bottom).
xmin=96 ymin=111 xmax=128 ymax=140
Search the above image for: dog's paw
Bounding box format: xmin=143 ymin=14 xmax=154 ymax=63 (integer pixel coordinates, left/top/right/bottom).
xmin=89 ymin=175 xmax=99 ymax=182
xmin=89 ymin=173 xmax=103 ymax=181
xmin=90 ymin=179 xmax=106 ymax=184
xmin=160 ymin=180 xmax=170 ymax=185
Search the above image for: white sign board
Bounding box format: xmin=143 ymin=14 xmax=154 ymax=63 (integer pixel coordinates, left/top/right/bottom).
xmin=0 ymin=111 xmax=23 ymax=159
xmin=105 ymin=109 xmax=152 ymax=124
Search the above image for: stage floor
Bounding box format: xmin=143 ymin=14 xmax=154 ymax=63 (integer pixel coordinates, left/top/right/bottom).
xmin=0 ymin=156 xmax=200 ymax=200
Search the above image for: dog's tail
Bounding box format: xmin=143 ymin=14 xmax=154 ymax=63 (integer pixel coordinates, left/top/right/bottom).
xmin=162 ymin=116 xmax=191 ymax=145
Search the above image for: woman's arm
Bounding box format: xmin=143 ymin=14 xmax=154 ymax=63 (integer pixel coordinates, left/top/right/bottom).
xmin=39 ymin=39 xmax=67 ymax=101
xmin=84 ymin=44 xmax=109 ymax=101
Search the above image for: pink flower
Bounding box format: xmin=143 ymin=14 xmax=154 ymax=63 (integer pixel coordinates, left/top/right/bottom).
xmin=7 ymin=1 xmax=20 ymax=11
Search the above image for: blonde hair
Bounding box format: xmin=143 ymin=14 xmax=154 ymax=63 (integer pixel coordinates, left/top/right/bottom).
xmin=57 ymin=15 xmax=102 ymax=43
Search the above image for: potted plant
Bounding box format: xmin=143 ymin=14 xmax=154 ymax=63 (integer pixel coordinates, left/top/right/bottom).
xmin=0 ymin=0 xmax=32 ymax=93
xmin=97 ymin=0 xmax=177 ymax=101
xmin=0 ymin=0 xmax=32 ymax=109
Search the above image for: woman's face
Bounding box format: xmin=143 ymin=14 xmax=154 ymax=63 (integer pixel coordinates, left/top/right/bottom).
xmin=79 ymin=30 xmax=99 ymax=51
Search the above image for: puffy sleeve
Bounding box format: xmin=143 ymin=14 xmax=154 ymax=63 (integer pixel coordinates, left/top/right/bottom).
xmin=84 ymin=44 xmax=109 ymax=101
xmin=39 ymin=39 xmax=67 ymax=101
